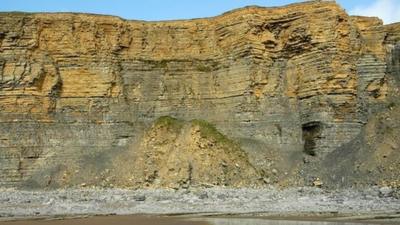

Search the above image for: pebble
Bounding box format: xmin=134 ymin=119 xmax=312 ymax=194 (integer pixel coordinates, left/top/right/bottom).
xmin=133 ymin=195 xmax=146 ymax=201
xmin=0 ymin=187 xmax=399 ymax=218
xmin=379 ymin=187 xmax=393 ymax=198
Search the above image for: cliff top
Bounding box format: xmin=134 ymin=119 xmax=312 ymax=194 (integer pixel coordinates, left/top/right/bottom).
xmin=0 ymin=0 xmax=343 ymax=24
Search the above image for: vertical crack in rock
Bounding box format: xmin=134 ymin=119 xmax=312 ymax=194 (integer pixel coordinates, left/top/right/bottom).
xmin=390 ymin=44 xmax=400 ymax=83
xmin=0 ymin=58 xmax=5 ymax=82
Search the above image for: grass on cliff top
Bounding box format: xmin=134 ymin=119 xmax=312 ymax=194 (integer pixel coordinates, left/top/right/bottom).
xmin=154 ymin=116 xmax=184 ymax=132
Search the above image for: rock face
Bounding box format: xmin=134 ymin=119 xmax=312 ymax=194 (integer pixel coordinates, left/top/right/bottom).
xmin=0 ymin=1 xmax=399 ymax=188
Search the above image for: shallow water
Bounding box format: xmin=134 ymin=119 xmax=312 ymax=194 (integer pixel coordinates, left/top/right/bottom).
xmin=0 ymin=216 xmax=388 ymax=225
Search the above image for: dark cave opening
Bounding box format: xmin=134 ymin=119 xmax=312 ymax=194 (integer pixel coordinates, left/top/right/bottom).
xmin=302 ymin=122 xmax=322 ymax=156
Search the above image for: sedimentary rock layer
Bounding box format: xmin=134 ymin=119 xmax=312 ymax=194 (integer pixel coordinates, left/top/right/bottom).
xmin=0 ymin=1 xmax=399 ymax=188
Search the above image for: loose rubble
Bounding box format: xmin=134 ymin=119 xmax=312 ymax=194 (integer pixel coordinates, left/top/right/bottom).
xmin=0 ymin=187 xmax=399 ymax=220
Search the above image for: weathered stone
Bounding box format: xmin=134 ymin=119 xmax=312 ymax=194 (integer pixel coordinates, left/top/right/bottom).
xmin=111 ymin=117 xmax=262 ymax=189
xmin=379 ymin=187 xmax=393 ymax=198
xmin=133 ymin=195 xmax=146 ymax=202
xmin=0 ymin=1 xmax=399 ymax=189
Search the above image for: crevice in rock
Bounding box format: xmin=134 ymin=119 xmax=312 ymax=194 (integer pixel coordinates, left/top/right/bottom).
xmin=302 ymin=121 xmax=323 ymax=156
xmin=390 ymin=44 xmax=400 ymax=83
xmin=0 ymin=31 xmax=4 ymax=48
xmin=0 ymin=58 xmax=5 ymax=82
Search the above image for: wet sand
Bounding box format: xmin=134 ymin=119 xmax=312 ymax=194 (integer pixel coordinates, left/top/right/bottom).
xmin=0 ymin=215 xmax=209 ymax=225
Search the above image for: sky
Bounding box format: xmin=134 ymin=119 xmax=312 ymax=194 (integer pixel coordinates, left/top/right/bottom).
xmin=0 ymin=0 xmax=399 ymax=24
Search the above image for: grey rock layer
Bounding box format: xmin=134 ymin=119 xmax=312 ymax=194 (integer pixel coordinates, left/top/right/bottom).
xmin=0 ymin=1 xmax=399 ymax=188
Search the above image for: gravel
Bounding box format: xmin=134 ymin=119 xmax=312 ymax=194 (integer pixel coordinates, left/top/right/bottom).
xmin=0 ymin=187 xmax=399 ymax=220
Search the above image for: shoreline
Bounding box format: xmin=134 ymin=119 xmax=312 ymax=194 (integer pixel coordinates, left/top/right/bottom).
xmin=0 ymin=187 xmax=399 ymax=223
xmin=1 ymin=213 xmax=400 ymax=225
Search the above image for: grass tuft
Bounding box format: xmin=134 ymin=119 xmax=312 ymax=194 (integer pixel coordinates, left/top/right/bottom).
xmin=190 ymin=119 xmax=232 ymax=145
xmin=155 ymin=116 xmax=184 ymax=132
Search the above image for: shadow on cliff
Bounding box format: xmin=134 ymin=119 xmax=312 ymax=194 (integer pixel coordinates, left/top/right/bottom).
xmin=314 ymin=100 xmax=400 ymax=191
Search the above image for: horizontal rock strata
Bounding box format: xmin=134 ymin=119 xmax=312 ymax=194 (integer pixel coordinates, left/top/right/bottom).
xmin=0 ymin=1 xmax=399 ymax=188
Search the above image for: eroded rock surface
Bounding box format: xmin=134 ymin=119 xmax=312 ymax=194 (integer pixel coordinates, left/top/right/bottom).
xmin=0 ymin=1 xmax=399 ymax=189
xmin=115 ymin=117 xmax=262 ymax=189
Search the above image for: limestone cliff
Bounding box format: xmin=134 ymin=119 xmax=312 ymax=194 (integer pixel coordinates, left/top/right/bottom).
xmin=0 ymin=1 xmax=399 ymax=189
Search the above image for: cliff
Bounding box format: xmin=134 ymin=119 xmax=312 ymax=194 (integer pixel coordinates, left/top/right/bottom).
xmin=0 ymin=1 xmax=399 ymax=189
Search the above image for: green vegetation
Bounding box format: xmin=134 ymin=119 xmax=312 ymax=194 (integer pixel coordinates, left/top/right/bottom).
xmin=154 ymin=116 xmax=184 ymax=132
xmin=196 ymin=61 xmax=218 ymax=72
xmin=196 ymin=63 xmax=213 ymax=72
xmin=144 ymin=58 xmax=189 ymax=68
xmin=190 ymin=119 xmax=233 ymax=146
xmin=152 ymin=60 xmax=168 ymax=68
xmin=154 ymin=117 xmax=239 ymax=149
